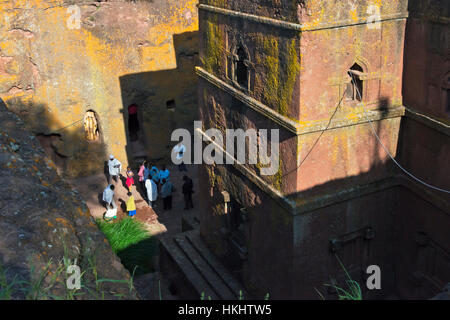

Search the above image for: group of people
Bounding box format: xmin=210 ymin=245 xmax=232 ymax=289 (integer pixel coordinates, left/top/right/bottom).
xmin=138 ymin=162 xmax=172 ymax=210
xmin=102 ymin=154 xmax=195 ymax=222
xmin=102 ymin=155 xmax=136 ymax=221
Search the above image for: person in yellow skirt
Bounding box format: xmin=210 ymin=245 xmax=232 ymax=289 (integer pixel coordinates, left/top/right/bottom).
xmin=126 ymin=191 xmax=137 ymax=218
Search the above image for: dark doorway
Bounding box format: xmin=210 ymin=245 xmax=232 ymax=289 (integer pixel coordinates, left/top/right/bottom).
xmin=128 ymin=103 xmax=140 ymax=142
xmin=119 ymin=31 xmax=199 ymax=168
xmin=446 ymin=89 xmax=450 ymax=113
xmin=225 ymin=196 xmax=247 ymax=280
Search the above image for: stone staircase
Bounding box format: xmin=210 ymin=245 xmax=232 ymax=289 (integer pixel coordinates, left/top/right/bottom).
xmin=160 ymin=229 xmax=249 ymax=300
xmin=181 ymin=212 xmax=200 ymax=232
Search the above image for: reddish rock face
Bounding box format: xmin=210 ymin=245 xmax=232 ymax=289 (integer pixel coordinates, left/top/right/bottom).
xmin=0 ymin=101 xmax=137 ymax=299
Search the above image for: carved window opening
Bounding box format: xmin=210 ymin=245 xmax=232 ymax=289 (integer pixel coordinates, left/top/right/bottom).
xmin=231 ymin=45 xmax=251 ymax=91
xmin=346 ymin=63 xmax=364 ymax=102
xmin=236 ymin=47 xmax=248 ymax=88
xmin=84 ymin=110 xmax=100 ymax=142
xmin=226 ymin=55 xmax=233 ymax=80
xmin=166 ymin=99 xmax=176 ymax=110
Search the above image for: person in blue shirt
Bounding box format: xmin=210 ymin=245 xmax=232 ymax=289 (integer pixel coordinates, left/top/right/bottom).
xmin=160 ymin=178 xmax=173 ymax=210
xmin=151 ymin=165 xmax=160 ymax=184
xmin=144 ymin=163 xmax=151 ymax=182
xmin=159 ymin=165 xmax=170 ymax=182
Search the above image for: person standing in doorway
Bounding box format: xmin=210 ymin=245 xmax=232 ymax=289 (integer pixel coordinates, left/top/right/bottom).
xmin=145 ymin=177 xmax=158 ymax=208
xmin=161 ymin=178 xmax=173 ymax=211
xmin=108 ymin=155 xmax=122 ymax=184
xmin=182 ymin=175 xmax=194 ymax=210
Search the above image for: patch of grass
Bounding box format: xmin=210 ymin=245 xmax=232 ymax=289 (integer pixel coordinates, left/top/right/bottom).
xmin=0 ymin=264 xmax=25 ymax=300
xmin=96 ymin=218 xmax=158 ymax=276
xmin=0 ymin=254 xmax=136 ymax=300
xmin=315 ymin=254 xmax=363 ymax=300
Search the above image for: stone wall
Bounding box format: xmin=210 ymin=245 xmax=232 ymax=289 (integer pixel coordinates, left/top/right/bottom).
xmin=196 ymin=0 xmax=450 ymax=300
xmin=198 ymin=162 xmax=294 ymax=299
xmin=403 ymin=0 xmax=450 ymax=121
xmin=0 ymin=0 xmax=199 ymax=177
xmin=396 ymin=0 xmax=450 ymax=299
xmin=393 ymin=182 xmax=450 ymax=299
xmin=198 ymin=0 xmax=407 ymax=196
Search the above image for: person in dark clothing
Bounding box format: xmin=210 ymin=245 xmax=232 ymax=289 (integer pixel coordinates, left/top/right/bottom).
xmin=161 ymin=178 xmax=173 ymax=210
xmin=182 ymin=175 xmax=194 ymax=210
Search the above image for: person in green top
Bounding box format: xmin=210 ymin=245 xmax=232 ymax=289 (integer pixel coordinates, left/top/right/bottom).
xmin=126 ymin=192 xmax=136 ymax=218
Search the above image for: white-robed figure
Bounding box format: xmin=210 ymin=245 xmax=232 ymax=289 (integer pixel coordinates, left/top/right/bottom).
xmin=173 ymin=142 xmax=187 ymax=172
xmin=145 ymin=177 xmax=158 ymax=208
xmin=108 ymin=154 xmax=122 ymax=183
xmin=102 ymin=184 xmax=116 ymax=209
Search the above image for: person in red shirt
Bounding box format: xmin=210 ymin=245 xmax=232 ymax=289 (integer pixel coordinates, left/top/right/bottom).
xmin=126 ymin=166 xmax=135 ymax=191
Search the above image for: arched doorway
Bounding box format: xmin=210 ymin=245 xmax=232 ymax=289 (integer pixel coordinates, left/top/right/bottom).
xmin=84 ymin=110 xmax=100 ymax=142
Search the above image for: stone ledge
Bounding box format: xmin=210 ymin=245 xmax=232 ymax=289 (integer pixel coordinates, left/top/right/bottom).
xmin=198 ymin=128 xmax=420 ymax=217
xmin=197 ymin=66 xmax=405 ymax=136
xmin=199 ymin=123 xmax=449 ymax=217
xmin=297 ymin=106 xmax=405 ymax=135
xmin=291 ymin=175 xmax=450 ymax=217
xmin=404 ymin=107 xmax=450 ymax=137
xmin=198 ymin=4 xmax=408 ymax=32
xmin=197 ymin=128 xmax=296 ymax=213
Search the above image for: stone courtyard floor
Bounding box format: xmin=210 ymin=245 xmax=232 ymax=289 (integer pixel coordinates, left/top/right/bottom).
xmin=68 ymin=163 xmax=201 ymax=300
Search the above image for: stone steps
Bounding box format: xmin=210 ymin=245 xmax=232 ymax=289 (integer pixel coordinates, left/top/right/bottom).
xmin=185 ymin=230 xmax=249 ymax=299
xmin=160 ymin=235 xmax=218 ymax=299
xmin=160 ymin=229 xmax=248 ymax=300
xmin=181 ymin=212 xmax=200 ymax=232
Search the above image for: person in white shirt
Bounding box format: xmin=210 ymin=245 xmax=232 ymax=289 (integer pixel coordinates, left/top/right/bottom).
xmin=108 ymin=154 xmax=122 ymax=183
xmin=102 ymin=184 xmax=116 ymax=209
xmin=145 ymin=177 xmax=158 ymax=208
xmin=173 ymin=143 xmax=187 ymax=172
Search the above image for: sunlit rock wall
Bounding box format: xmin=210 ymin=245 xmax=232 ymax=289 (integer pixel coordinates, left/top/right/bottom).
xmin=0 ymin=0 xmax=199 ymax=177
